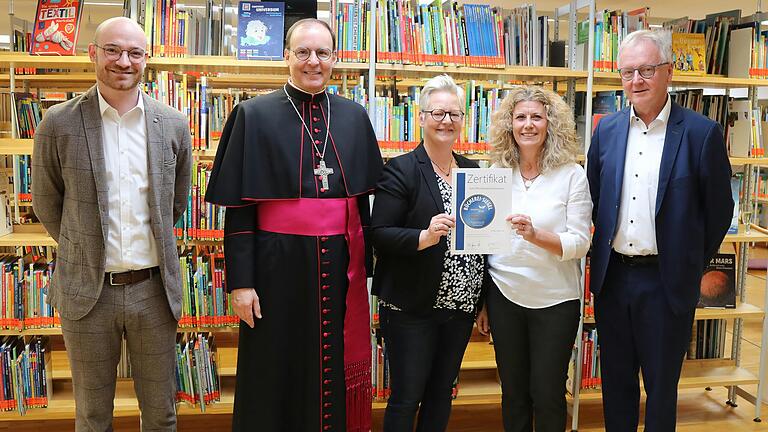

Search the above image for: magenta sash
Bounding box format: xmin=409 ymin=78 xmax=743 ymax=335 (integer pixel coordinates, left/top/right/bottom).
xmin=257 ymin=198 xmax=372 ymax=432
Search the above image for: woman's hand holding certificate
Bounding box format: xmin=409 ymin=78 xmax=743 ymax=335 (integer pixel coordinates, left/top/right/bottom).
xmin=418 ymin=213 xmax=456 ymax=250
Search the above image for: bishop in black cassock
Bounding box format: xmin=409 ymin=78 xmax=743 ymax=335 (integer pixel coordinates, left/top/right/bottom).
xmin=205 ymin=79 xmax=382 ymax=430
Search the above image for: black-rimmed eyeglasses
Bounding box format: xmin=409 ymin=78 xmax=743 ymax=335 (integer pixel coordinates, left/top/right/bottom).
xmin=289 ymin=47 xmax=335 ymax=62
xmin=93 ymin=43 xmax=147 ymax=63
xmin=422 ymin=109 xmax=465 ymax=122
xmin=618 ymin=62 xmax=669 ymax=81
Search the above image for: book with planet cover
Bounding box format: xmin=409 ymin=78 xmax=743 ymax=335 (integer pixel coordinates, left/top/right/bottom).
xmin=698 ymin=253 xmax=736 ymax=308
xmin=237 ymin=1 xmax=285 ymax=60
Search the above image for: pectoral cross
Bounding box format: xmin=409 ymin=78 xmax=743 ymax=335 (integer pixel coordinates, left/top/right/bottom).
xmin=314 ymin=160 xmax=334 ymax=192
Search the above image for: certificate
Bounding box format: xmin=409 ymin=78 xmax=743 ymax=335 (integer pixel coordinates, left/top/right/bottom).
xmin=451 ymin=168 xmax=515 ymax=254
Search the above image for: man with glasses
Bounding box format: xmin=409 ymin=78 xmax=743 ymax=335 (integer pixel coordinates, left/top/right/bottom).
xmin=205 ymin=18 xmax=382 ymax=432
xmin=32 ymin=17 xmax=191 ymax=431
xmin=587 ymin=30 xmax=733 ymax=431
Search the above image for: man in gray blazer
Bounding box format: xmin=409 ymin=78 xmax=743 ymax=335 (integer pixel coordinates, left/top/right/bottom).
xmin=32 ymin=17 xmax=191 ymax=431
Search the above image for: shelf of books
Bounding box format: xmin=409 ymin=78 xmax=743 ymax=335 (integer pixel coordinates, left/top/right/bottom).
xmin=370 ymin=342 xmax=501 ymax=409
xmin=592 ymin=71 xmax=768 ymax=89
xmin=731 ymin=157 xmax=768 ymax=167
xmin=5 ymin=0 xmax=768 ymax=424
xmin=723 ymin=225 xmax=768 ymax=243
xmin=48 ymin=347 xmax=238 ymax=380
xmin=0 ymin=73 xmax=96 ymax=89
xmin=0 ymin=232 xmax=56 ymax=247
xmin=574 ymin=359 xmax=760 ymax=402
xmin=583 ymin=303 xmax=764 ymax=326
xmin=0 ymin=138 xmax=32 ymax=154
xmin=0 ymin=340 xmax=502 ymax=420
xmin=8 ymin=139 xmax=768 ymax=166
xmin=0 ymin=56 xmax=586 ymax=83
xmin=375 ymin=63 xmax=587 ymax=81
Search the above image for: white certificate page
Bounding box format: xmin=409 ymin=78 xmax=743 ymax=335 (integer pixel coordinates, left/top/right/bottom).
xmin=451 ymin=168 xmax=514 ymax=254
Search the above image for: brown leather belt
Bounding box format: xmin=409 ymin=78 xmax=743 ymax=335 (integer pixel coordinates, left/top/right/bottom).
xmin=105 ymin=267 xmax=160 ymax=286
xmin=612 ymin=251 xmax=659 ymax=267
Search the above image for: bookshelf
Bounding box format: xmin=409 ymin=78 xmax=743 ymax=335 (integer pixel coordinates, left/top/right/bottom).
xmin=592 ymin=70 xmax=768 ymax=89
xmin=576 ymin=359 xmax=762 ymax=401
xmin=0 ymin=2 xmax=766 ymax=428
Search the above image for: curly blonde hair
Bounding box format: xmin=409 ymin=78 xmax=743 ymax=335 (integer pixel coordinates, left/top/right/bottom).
xmin=489 ymin=85 xmax=580 ymax=172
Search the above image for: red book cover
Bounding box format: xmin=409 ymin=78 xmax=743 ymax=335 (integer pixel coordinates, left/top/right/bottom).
xmin=30 ymin=0 xmax=83 ymax=55
xmin=581 ymin=336 xmax=589 ymax=388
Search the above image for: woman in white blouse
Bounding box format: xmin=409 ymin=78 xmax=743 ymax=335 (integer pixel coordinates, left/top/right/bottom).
xmin=476 ymin=85 xmax=592 ymax=432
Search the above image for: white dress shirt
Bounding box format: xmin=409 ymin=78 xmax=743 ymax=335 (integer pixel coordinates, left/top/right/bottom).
xmin=97 ymin=87 xmax=159 ymax=272
xmin=488 ymin=163 xmax=593 ymax=309
xmin=613 ymin=95 xmax=671 ymax=256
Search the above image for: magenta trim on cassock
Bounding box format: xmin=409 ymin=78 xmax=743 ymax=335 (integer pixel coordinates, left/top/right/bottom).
xmin=256 ymin=198 xmax=372 ymax=431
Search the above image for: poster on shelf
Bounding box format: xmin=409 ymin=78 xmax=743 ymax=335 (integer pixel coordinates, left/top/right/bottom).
xmin=451 ymin=168 xmax=514 ymax=255
xmin=30 ymin=0 xmax=83 ymax=55
xmin=237 ymin=1 xmax=285 ymax=60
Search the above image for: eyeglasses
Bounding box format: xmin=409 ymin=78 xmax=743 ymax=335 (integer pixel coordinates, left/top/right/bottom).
xmin=618 ymin=62 xmax=669 ymax=81
xmin=289 ymin=47 xmax=335 ymax=62
xmin=422 ymin=109 xmax=465 ymax=122
xmin=94 ymin=43 xmax=147 ymax=63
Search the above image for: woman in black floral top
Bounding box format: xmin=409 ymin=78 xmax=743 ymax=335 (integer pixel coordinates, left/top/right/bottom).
xmin=371 ymin=74 xmax=487 ymax=432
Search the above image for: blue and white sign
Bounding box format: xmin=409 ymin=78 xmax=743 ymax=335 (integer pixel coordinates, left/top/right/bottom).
xmin=460 ymin=194 xmax=496 ymax=229
xmin=452 ymin=168 xmax=515 ymax=254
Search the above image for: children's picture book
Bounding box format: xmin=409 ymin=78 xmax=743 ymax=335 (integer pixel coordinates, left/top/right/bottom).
xmin=698 ymin=253 xmax=736 ymax=308
xmin=30 ymin=0 xmax=83 ymax=55
xmin=671 ymin=33 xmax=706 ymax=76
xmin=237 ymin=1 xmax=285 ymax=60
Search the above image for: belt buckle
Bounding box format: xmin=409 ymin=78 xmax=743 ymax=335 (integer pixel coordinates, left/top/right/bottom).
xmin=108 ymin=272 xmax=126 ymax=286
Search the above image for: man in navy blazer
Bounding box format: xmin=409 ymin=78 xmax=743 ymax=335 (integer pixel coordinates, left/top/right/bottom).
xmin=586 ymin=30 xmax=733 ymax=431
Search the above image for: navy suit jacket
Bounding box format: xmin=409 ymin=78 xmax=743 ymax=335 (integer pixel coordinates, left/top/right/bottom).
xmin=586 ymin=101 xmax=733 ymax=314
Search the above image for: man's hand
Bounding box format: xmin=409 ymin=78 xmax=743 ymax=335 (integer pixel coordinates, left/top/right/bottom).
xmin=231 ymin=288 xmax=262 ymax=328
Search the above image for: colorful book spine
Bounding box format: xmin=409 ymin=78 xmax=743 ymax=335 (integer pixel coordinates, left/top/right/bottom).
xmin=175 ymin=161 xmax=225 ymax=242
xmin=0 ymin=336 xmax=51 ymax=414
xmin=371 ymin=1 xmax=507 ymax=67
xmin=175 ymin=332 xmax=221 ymax=410
xmin=145 ymin=0 xmax=188 ymax=57
xmin=331 ymin=0 xmax=370 ymax=63
xmin=579 ymin=328 xmax=601 ymax=389
xmin=178 ymin=249 xmax=236 ymax=328
xmin=0 ymin=256 xmax=57 ymax=331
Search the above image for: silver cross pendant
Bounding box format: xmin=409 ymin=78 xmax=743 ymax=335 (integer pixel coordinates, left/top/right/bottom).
xmin=314 ymin=159 xmax=334 ymax=192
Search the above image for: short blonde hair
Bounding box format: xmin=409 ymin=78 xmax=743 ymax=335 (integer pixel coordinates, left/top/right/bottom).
xmin=490 ymin=85 xmax=579 ymax=171
xmin=419 ymin=74 xmax=466 ymax=111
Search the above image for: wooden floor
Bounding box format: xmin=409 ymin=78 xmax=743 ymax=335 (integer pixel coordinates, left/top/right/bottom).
xmin=5 ymin=248 xmax=768 ymax=431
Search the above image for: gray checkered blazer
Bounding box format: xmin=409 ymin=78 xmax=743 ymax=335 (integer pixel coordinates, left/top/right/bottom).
xmin=32 ymin=85 xmax=192 ymax=321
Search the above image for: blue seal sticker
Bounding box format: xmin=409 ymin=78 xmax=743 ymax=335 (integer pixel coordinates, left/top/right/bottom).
xmin=460 ymin=194 xmax=495 ymax=229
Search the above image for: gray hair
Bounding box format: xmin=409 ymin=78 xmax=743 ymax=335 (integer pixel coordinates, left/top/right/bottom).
xmin=618 ymin=29 xmax=672 ymax=65
xmin=419 ymin=75 xmax=466 ymax=111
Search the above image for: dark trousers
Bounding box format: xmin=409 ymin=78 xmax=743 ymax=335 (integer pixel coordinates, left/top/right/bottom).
xmin=486 ymin=285 xmax=580 ymax=432
xmin=381 ymin=307 xmax=474 ymax=432
xmin=595 ymin=255 xmax=695 ymax=432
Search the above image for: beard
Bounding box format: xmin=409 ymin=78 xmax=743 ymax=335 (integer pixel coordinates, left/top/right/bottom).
xmin=96 ymin=66 xmax=142 ymax=91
